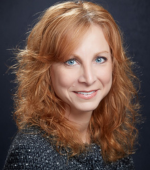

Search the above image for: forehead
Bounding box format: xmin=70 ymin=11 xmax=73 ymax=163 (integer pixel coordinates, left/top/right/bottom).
xmin=72 ymin=24 xmax=110 ymax=56
xmin=56 ymin=23 xmax=111 ymax=62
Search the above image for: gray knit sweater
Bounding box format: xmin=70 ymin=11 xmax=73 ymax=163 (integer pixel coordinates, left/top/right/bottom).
xmin=3 ymin=127 xmax=134 ymax=170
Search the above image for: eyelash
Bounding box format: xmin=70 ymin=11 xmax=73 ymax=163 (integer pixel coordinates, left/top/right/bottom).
xmin=65 ymin=56 xmax=107 ymax=66
xmin=65 ymin=59 xmax=78 ymax=66
xmin=95 ymin=57 xmax=107 ymax=63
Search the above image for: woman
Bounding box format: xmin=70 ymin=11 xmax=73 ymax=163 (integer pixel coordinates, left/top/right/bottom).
xmin=4 ymin=1 xmax=140 ymax=169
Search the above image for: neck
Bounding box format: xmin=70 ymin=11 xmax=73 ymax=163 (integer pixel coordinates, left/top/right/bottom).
xmin=65 ymin=106 xmax=92 ymax=144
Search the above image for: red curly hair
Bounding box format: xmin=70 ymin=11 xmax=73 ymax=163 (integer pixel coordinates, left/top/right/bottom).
xmin=13 ymin=1 xmax=140 ymax=162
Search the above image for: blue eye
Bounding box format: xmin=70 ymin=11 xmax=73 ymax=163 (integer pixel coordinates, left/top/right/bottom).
xmin=95 ymin=57 xmax=106 ymax=63
xmin=65 ymin=59 xmax=77 ymax=65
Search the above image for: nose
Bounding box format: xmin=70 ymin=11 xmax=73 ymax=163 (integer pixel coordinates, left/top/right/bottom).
xmin=78 ymin=64 xmax=96 ymax=85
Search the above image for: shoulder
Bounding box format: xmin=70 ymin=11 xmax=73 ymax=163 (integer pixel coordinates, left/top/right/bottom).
xmin=89 ymin=144 xmax=134 ymax=170
xmin=10 ymin=126 xmax=51 ymax=150
xmin=6 ymin=126 xmax=52 ymax=153
xmin=107 ymin=155 xmax=135 ymax=170
xmin=3 ymin=126 xmax=59 ymax=169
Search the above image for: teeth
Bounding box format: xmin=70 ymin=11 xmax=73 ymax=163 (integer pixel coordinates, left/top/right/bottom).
xmin=77 ymin=91 xmax=95 ymax=95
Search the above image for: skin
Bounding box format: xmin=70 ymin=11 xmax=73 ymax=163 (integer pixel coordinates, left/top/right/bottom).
xmin=50 ymin=24 xmax=112 ymax=143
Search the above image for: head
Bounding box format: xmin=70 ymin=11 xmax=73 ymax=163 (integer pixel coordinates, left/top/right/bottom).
xmin=15 ymin=0 xmax=139 ymax=162
xmin=26 ymin=1 xmax=123 ymax=113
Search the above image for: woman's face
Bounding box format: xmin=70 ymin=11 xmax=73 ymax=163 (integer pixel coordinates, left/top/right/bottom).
xmin=50 ymin=24 xmax=112 ymax=114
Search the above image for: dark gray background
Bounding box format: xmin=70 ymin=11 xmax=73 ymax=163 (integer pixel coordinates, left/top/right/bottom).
xmin=0 ymin=0 xmax=150 ymax=169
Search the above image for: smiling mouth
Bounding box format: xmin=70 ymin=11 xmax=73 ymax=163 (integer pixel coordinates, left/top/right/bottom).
xmin=73 ymin=90 xmax=98 ymax=99
xmin=74 ymin=90 xmax=96 ymax=95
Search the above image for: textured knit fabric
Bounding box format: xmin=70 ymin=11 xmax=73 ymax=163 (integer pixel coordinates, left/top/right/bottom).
xmin=3 ymin=126 xmax=134 ymax=170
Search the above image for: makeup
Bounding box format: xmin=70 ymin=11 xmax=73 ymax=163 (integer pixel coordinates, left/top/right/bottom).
xmin=74 ymin=90 xmax=98 ymax=99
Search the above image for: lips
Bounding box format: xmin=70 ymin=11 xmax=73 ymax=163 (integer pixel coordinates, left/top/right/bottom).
xmin=74 ymin=90 xmax=96 ymax=95
xmin=73 ymin=90 xmax=98 ymax=99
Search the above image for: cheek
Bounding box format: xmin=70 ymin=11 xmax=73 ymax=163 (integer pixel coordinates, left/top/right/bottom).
xmin=97 ymin=66 xmax=112 ymax=87
xmin=51 ymin=67 xmax=77 ymax=91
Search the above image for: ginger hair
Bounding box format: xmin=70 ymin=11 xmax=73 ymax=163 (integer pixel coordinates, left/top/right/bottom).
xmin=13 ymin=1 xmax=140 ymax=162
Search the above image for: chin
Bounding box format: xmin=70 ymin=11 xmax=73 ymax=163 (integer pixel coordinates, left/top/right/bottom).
xmin=75 ymin=102 xmax=100 ymax=113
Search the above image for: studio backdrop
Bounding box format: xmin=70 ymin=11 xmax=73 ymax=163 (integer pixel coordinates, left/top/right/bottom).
xmin=0 ymin=0 xmax=150 ymax=169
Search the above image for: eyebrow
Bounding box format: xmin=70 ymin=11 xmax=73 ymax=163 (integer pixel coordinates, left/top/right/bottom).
xmin=71 ymin=51 xmax=110 ymax=59
xmin=95 ymin=51 xmax=110 ymax=55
